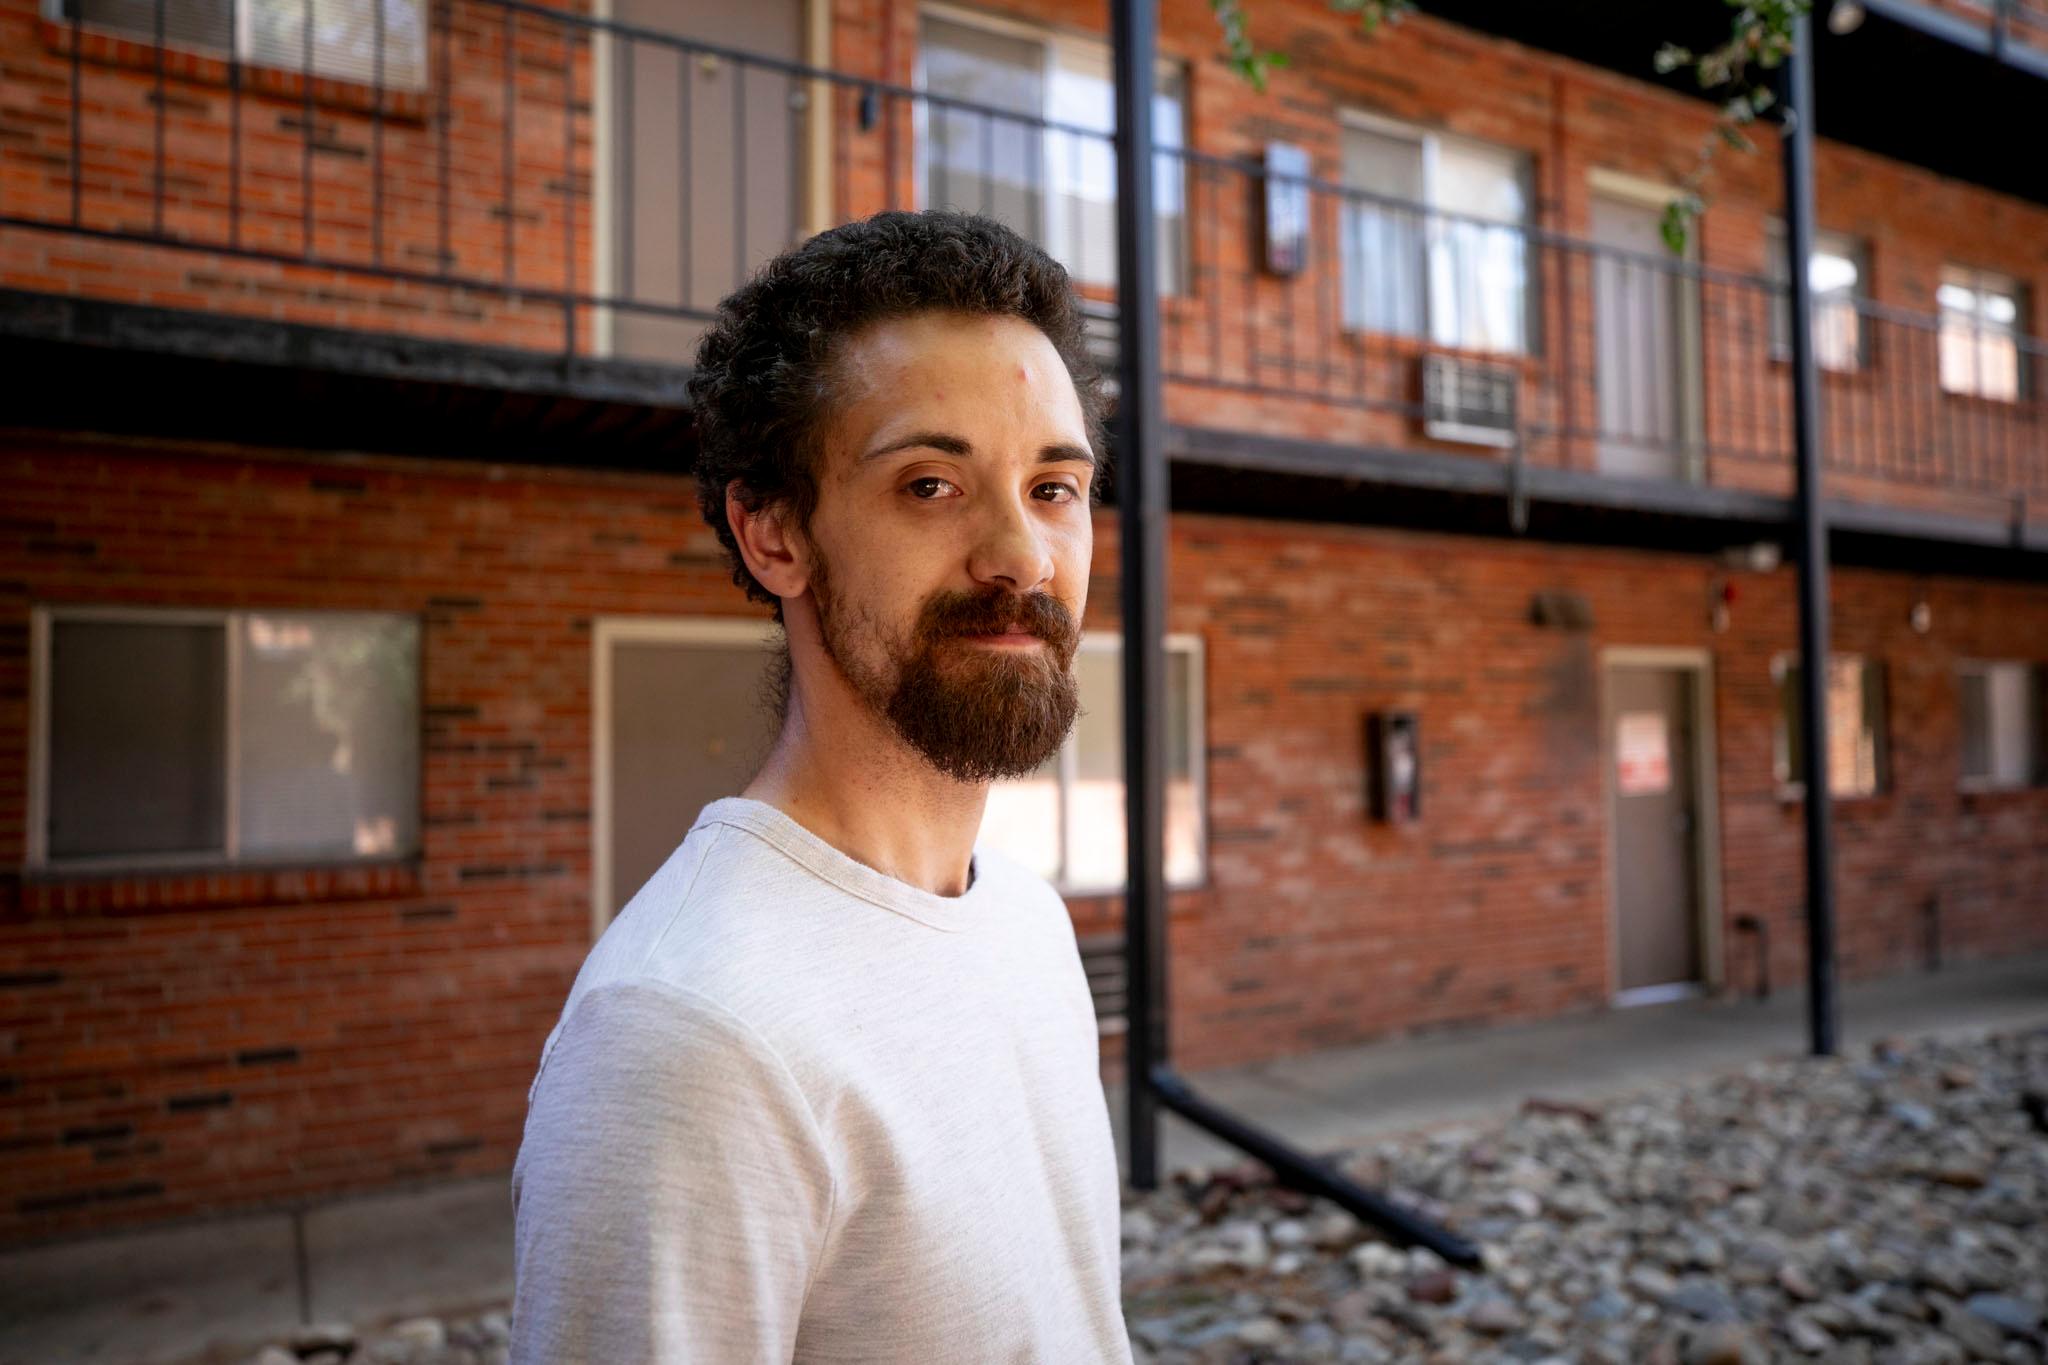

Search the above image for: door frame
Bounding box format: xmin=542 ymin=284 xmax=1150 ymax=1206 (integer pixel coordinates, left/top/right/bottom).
xmin=590 ymin=615 xmax=778 ymax=940
xmin=590 ymin=0 xmax=833 ymax=357
xmin=1586 ymin=169 xmax=1707 ymax=481
xmin=1598 ymin=646 xmax=1723 ymax=1006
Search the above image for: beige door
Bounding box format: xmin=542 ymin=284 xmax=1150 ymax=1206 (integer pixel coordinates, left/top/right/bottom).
xmin=1609 ymin=664 xmax=1702 ymax=996
xmin=1590 ymin=194 xmax=1701 ymax=480
xmin=608 ymin=0 xmax=807 ymax=363
xmin=600 ymin=628 xmax=779 ymax=924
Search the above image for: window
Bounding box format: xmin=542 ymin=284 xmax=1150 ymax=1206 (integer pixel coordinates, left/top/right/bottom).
xmin=1771 ymin=652 xmax=1886 ymax=798
xmin=1766 ymin=221 xmax=1869 ymax=373
xmin=51 ymin=0 xmax=428 ymax=90
xmin=915 ymin=6 xmax=1188 ymax=294
xmin=1338 ymin=113 xmax=1534 ymax=355
xmin=32 ymin=606 xmax=421 ymax=870
xmin=1958 ymin=661 xmax=2046 ymax=790
xmin=977 ymin=633 xmax=1204 ymax=894
xmin=1939 ymin=265 xmax=2029 ymax=401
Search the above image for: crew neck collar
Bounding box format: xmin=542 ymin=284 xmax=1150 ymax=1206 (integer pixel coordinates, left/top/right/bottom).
xmin=690 ymin=796 xmax=998 ymax=933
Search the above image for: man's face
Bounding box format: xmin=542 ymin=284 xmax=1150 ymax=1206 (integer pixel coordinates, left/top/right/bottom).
xmin=796 ymin=309 xmax=1095 ymax=783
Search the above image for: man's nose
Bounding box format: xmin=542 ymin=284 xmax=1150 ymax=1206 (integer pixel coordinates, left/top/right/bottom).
xmin=967 ymin=491 xmax=1054 ymax=592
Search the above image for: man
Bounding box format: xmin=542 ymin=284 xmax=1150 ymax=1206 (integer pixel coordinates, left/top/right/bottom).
xmin=510 ymin=210 xmax=1133 ymax=1363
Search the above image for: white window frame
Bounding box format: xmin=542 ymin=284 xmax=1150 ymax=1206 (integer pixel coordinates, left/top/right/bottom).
xmin=913 ymin=2 xmax=1189 ymax=295
xmin=44 ymin=0 xmax=430 ymax=93
xmin=26 ymin=603 xmax=423 ymax=873
xmin=1011 ymin=629 xmax=1205 ymax=897
xmin=1336 ymin=107 xmax=1537 ymax=356
xmin=1938 ymin=263 xmax=2030 ymax=402
xmin=1957 ymin=658 xmax=2045 ymax=792
xmin=1765 ymin=219 xmax=1870 ymax=373
xmin=1770 ymin=651 xmax=1887 ymax=801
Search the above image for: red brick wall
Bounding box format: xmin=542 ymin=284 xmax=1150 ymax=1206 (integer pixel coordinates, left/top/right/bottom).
xmin=6 ymin=432 xmax=2046 ymax=1244
xmin=5 ymin=0 xmax=2043 ymax=520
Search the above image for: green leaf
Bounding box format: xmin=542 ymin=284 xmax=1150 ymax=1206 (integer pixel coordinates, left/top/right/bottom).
xmin=1654 ymin=44 xmax=1694 ymax=73
xmin=1660 ymin=203 xmax=1690 ymax=255
xmin=1717 ymin=123 xmax=1755 ymax=152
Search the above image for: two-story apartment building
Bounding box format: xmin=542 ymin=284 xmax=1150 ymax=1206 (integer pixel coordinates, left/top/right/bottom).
xmin=2 ymin=0 xmax=2044 ymax=1245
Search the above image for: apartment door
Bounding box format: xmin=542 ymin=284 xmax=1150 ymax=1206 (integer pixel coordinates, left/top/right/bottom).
xmin=594 ymin=621 xmax=779 ymax=929
xmin=1608 ymin=663 xmax=1703 ymax=1001
xmin=1590 ymin=192 xmax=1701 ymax=480
xmin=605 ymin=0 xmax=808 ymax=362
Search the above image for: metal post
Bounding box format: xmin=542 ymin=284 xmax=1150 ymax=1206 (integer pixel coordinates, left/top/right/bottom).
xmin=1109 ymin=0 xmax=1169 ymax=1191
xmin=1780 ymin=13 xmax=1839 ymax=1058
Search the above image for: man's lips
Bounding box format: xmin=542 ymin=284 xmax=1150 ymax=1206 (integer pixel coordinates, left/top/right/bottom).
xmin=956 ymin=626 xmax=1044 ymax=644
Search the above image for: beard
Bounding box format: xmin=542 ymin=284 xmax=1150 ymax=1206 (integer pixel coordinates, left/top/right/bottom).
xmin=809 ymin=548 xmax=1081 ymax=782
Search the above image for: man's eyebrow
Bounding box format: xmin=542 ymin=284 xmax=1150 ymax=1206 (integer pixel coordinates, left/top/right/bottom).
xmin=859 ymin=430 xmax=1097 ymax=468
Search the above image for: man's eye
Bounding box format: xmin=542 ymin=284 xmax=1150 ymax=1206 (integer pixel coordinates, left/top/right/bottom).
xmin=906 ymin=477 xmax=958 ymax=499
xmin=1034 ymin=482 xmax=1079 ymax=503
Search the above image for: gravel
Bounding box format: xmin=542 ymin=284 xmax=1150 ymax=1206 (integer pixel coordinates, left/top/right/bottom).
xmin=218 ymin=1026 xmax=2047 ymax=1365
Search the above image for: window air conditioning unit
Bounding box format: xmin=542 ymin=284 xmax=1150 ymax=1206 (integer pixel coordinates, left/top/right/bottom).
xmin=1420 ymin=354 xmax=1517 ymax=448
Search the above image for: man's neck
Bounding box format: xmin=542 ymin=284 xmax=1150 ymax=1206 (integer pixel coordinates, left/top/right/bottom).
xmin=741 ymin=679 xmax=989 ymax=900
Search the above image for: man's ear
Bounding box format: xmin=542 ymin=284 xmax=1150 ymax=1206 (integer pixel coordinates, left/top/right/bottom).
xmin=726 ymin=480 xmax=810 ymax=602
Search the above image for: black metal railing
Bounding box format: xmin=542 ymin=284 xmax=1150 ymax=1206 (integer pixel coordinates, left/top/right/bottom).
xmin=4 ymin=0 xmax=2042 ymax=515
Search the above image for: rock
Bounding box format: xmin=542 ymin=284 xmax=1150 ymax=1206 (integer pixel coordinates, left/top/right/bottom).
xmin=1629 ymin=1265 xmax=1678 ymax=1300
xmin=1350 ymin=1241 xmax=1407 ymax=1279
xmin=1785 ymin=1315 xmax=1833 ymax=1355
xmin=246 ymin=1350 xmax=298 ymax=1365
xmin=1467 ymin=1297 xmax=1526 ymax=1336
xmin=1270 ymin=1217 xmax=1310 ymax=1248
xmin=387 ymin=1317 xmax=446 ymax=1348
xmin=1931 ymin=1160 xmax=1989 ymax=1190
xmin=1778 ymin=1262 xmax=1822 ymax=1301
xmin=1942 ymin=1302 xmax=2009 ymax=1358
xmin=1121 ymin=1208 xmax=1159 ymax=1246
xmin=1680 ymin=1323 xmax=1758 ymax=1365
xmin=1579 ymin=1290 xmax=1631 ymax=1323
xmin=1964 ymin=1293 xmax=2043 ymax=1336
xmin=291 ymin=1324 xmax=356 ymax=1352
xmin=1236 ymin=1316 xmax=1286 ymax=1347
xmin=1667 ymin=1281 xmax=1742 ymax=1324
xmin=1407 ymin=1269 xmax=1459 ymax=1305
xmin=1889 ymin=1101 xmax=1938 ymax=1133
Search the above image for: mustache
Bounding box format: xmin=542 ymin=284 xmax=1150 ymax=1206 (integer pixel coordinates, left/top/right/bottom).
xmin=918 ymin=588 xmax=1078 ymax=646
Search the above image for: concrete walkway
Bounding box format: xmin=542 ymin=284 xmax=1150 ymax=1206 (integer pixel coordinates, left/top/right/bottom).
xmin=4 ymin=954 xmax=2044 ymax=1365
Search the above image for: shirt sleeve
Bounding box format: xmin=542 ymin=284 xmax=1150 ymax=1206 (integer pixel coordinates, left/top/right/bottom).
xmin=510 ymin=978 xmax=837 ymax=1364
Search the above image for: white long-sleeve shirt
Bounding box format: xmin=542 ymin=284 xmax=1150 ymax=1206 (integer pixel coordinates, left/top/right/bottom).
xmin=510 ymin=796 xmax=1132 ymax=1363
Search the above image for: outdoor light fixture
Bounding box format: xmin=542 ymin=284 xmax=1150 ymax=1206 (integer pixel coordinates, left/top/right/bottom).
xmin=1721 ymin=541 xmax=1781 ymax=574
xmin=1827 ymin=0 xmax=1867 ymax=35
xmin=1910 ymin=598 xmax=1933 ymax=634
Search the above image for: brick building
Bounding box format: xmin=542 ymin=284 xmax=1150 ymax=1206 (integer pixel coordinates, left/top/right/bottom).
xmin=2 ymin=0 xmax=2044 ymax=1246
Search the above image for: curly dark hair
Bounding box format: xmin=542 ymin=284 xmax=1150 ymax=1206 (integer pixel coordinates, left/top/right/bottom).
xmin=686 ymin=209 xmax=1111 ymax=621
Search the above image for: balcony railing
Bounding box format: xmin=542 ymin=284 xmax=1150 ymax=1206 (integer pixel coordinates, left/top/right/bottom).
xmin=3 ymin=0 xmax=2042 ymax=522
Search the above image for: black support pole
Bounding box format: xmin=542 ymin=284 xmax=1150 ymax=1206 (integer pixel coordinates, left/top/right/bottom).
xmin=1105 ymin=0 xmax=1480 ymax=1271
xmin=1780 ymin=12 xmax=1840 ymax=1058
xmin=1109 ymin=0 xmax=1170 ymax=1195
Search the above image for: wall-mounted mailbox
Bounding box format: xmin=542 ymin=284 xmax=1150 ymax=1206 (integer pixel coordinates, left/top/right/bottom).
xmin=1366 ymin=711 xmax=1421 ymax=824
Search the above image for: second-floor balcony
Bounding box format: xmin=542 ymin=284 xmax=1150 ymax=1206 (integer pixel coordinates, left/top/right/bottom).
xmin=2 ymin=0 xmax=2043 ymax=542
